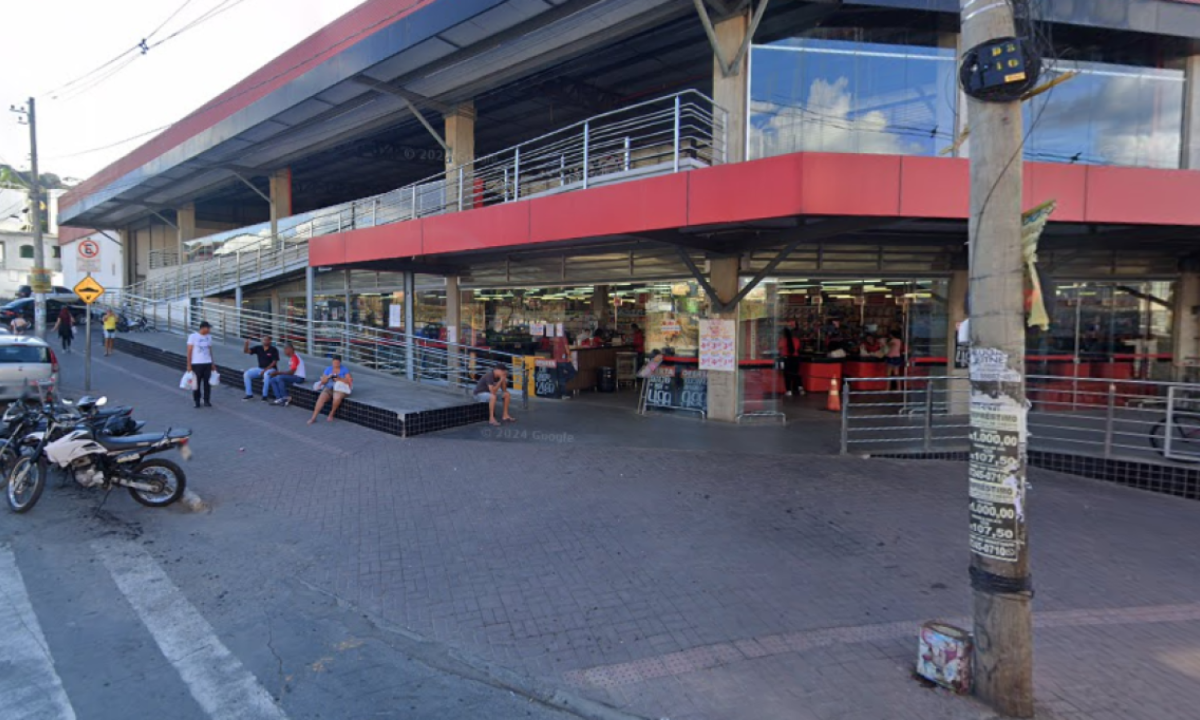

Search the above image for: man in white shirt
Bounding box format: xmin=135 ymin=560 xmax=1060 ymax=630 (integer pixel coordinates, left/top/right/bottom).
xmin=186 ymin=321 xmax=215 ymax=408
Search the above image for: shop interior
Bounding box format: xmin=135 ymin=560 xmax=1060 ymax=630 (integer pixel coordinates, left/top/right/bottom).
xmin=269 ymin=270 xmax=1178 ymax=421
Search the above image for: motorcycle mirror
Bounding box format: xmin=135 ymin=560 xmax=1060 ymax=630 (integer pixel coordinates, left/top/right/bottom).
xmin=97 ymin=397 xmax=108 ymax=407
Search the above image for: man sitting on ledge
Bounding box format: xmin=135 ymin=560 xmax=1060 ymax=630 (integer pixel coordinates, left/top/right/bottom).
xmin=474 ymin=367 xmax=516 ymax=427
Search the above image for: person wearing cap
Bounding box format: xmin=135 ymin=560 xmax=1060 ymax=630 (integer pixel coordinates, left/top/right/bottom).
xmin=307 ymin=355 xmax=353 ymax=424
xmin=187 ymin=321 xmax=216 ymax=408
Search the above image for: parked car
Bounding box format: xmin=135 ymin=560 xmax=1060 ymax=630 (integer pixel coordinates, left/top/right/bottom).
xmin=0 ymin=298 xmax=86 ymax=327
xmin=15 ymin=285 xmax=76 ymax=301
xmin=0 ymin=335 xmax=58 ymax=401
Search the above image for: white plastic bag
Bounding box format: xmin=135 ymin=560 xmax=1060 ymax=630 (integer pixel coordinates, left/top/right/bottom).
xmin=333 ymin=381 xmax=352 ymax=395
xmin=180 ymin=371 xmax=197 ymax=391
xmin=312 ymin=380 xmax=325 ymax=392
xmin=210 ymin=370 xmax=221 ymax=387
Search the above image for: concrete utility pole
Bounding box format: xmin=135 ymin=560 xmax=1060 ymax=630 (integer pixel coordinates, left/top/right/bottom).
xmin=959 ymin=0 xmax=1034 ymax=716
xmin=12 ymin=98 xmax=47 ymax=337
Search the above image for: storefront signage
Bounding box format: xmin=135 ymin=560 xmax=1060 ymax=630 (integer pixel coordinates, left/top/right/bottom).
xmin=643 ymin=368 xmax=676 ymax=409
xmin=699 ymin=319 xmax=736 ymax=372
xmin=534 ymin=359 xmax=565 ymax=399
xmin=678 ymin=368 xmax=708 ymax=411
xmin=643 ymin=366 xmax=708 ymax=412
xmin=660 ymin=319 xmax=682 ymax=334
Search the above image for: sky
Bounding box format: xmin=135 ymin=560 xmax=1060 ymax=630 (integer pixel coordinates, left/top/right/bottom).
xmin=1 ymin=0 xmax=366 ymax=183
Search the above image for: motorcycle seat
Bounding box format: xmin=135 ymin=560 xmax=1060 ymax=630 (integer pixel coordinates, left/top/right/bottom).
xmin=98 ymin=428 xmax=191 ymax=447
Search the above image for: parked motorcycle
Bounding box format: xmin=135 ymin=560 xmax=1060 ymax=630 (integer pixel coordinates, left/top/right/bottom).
xmin=6 ymin=396 xmax=191 ymax=513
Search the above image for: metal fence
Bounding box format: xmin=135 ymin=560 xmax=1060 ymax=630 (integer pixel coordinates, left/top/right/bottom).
xmin=841 ymin=374 xmax=1200 ymax=466
xmin=126 ymin=90 xmax=727 ymax=302
xmin=101 ymin=294 xmax=528 ymax=406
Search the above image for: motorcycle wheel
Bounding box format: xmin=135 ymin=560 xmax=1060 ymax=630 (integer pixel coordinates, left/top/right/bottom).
xmin=128 ymin=458 xmax=187 ymax=507
xmin=6 ymin=455 xmax=46 ymax=513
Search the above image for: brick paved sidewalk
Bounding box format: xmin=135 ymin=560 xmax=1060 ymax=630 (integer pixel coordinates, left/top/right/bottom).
xmin=56 ymin=342 xmax=1200 ymax=720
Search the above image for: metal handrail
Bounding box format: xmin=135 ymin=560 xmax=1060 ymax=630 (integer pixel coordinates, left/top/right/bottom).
xmin=124 ymin=90 xmax=727 ymax=302
xmin=105 ymin=294 xmax=528 ymax=406
xmin=840 ymin=373 xmax=1200 ymax=466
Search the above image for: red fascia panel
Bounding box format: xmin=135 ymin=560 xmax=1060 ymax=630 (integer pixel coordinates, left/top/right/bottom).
xmin=308 ymin=236 xmax=347 ymax=267
xmin=61 ymin=0 xmax=435 ymax=211
xmin=899 ymin=156 xmax=968 ymax=218
xmin=1084 ymin=166 xmax=1200 ymax=225
xmin=799 ymin=153 xmax=903 ymax=216
xmin=529 ymin=173 xmax=688 ymax=243
xmin=687 ymin=153 xmax=805 ymax=226
xmin=343 ymin=220 xmax=423 ymax=262
xmin=1026 ymin=163 xmax=1087 ymax=222
xmin=424 ymin=201 xmax=530 ymax=254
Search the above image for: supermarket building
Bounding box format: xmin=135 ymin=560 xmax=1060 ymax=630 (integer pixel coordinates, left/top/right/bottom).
xmin=57 ymin=0 xmax=1200 ymax=422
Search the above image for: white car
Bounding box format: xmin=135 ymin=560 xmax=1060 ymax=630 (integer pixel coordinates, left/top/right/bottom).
xmin=0 ymin=335 xmax=58 ymax=402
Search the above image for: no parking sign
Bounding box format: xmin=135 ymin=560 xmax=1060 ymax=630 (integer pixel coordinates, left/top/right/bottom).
xmin=78 ymin=239 xmax=101 ymax=273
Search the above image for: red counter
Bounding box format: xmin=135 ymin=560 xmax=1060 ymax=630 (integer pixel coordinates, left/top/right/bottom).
xmin=843 ymin=359 xmax=888 ymax=391
xmin=801 ymin=360 xmax=843 ymax=393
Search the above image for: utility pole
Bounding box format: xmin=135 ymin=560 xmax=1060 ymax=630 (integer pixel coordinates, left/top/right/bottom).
xmin=11 ymin=97 xmax=47 ymax=338
xmin=959 ymin=0 xmax=1034 ymax=717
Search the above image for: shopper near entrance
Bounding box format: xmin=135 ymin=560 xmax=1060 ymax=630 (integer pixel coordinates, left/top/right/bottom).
xmin=859 ymin=333 xmax=885 ymax=358
xmin=778 ymin=327 xmax=801 ymax=396
xmin=103 ymin=308 xmax=119 ymax=356
xmin=475 ymin=367 xmax=515 ymax=426
xmin=308 ymin=355 xmax=352 ymax=424
xmin=885 ymin=329 xmax=906 ymax=388
xmin=631 ymin=323 xmax=646 ymax=367
xmin=187 ymin=321 xmax=216 ymax=408
xmin=269 ymin=343 xmax=306 ymax=406
xmin=52 ymin=306 xmax=75 ymax=353
xmin=242 ymin=335 xmax=280 ymax=401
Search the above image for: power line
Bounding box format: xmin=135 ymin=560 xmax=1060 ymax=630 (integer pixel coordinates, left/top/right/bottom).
xmin=44 ymin=0 xmax=256 ymax=101
xmin=44 ymin=125 xmax=170 ymax=161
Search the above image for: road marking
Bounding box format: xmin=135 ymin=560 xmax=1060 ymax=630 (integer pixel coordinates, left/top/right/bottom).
xmin=0 ymin=545 xmax=78 ymax=720
xmin=93 ymin=538 xmax=289 ymax=720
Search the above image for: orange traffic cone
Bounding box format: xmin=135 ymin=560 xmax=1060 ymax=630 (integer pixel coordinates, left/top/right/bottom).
xmin=825 ymin=376 xmax=842 ymax=412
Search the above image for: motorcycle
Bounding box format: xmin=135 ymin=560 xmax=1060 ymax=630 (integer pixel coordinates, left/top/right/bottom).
xmin=6 ymin=396 xmax=191 ymax=513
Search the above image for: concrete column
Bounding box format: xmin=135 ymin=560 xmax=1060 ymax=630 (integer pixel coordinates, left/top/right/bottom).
xmin=1172 ymin=265 xmax=1200 ymax=380
xmin=177 ymin=203 xmax=196 ymax=266
xmin=712 ymin=13 xmax=749 ymax=163
xmin=1182 ymin=55 xmax=1200 ymax=169
xmin=592 ymin=285 xmax=610 ymax=330
xmin=119 ymin=228 xmax=133 ymax=287
xmin=446 ymin=275 xmax=461 ymax=381
xmin=707 ymin=257 xmax=741 ymax=422
xmin=269 ymin=288 xmax=281 ymax=343
xmin=444 ymin=103 xmax=476 ymax=210
xmin=946 ymin=265 xmax=969 ymax=414
xmin=304 ymin=265 xmax=315 ymax=353
xmin=269 ymin=168 xmax=292 ymax=248
xmin=343 ymin=269 xmax=352 ymax=359
xmin=404 ymin=271 xmax=416 ymax=381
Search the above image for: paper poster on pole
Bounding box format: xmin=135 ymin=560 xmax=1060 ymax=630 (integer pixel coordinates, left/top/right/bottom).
xmin=388 ymin=304 xmax=402 ymax=328
xmin=698 ymin=319 xmax=736 ymax=372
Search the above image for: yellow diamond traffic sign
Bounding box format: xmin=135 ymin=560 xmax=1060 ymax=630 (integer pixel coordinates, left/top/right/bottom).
xmin=73 ymin=276 xmax=106 ymax=305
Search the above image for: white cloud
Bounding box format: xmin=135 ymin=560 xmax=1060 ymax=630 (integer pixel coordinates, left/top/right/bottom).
xmin=750 ymin=77 xmax=925 ymax=159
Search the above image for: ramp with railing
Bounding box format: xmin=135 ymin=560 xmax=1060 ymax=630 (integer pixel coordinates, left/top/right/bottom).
xmin=103 ymin=293 xmax=528 ymax=409
xmin=127 ymin=90 xmax=727 ymax=302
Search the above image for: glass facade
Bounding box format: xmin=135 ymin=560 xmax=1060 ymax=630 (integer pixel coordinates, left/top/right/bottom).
xmin=750 ymin=37 xmax=1186 ymax=169
xmin=1024 ymin=60 xmax=1184 ymax=168
xmin=749 ymin=38 xmax=958 ymax=159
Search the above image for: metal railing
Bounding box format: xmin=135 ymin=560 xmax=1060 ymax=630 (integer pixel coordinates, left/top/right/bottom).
xmin=126 ymin=90 xmax=727 ymax=302
xmin=841 ymin=374 xmax=1200 ymax=466
xmin=148 ymin=250 xmax=180 ymax=269
xmin=101 ymin=294 xmax=527 ymax=406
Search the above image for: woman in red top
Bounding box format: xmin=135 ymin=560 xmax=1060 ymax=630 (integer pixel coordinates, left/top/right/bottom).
xmin=631 ymin=323 xmax=646 ymax=368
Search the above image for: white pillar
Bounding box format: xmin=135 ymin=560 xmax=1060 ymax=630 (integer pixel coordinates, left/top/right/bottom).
xmin=712 ymin=13 xmax=749 ymax=163
xmin=1183 ymin=55 xmax=1200 ymax=169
